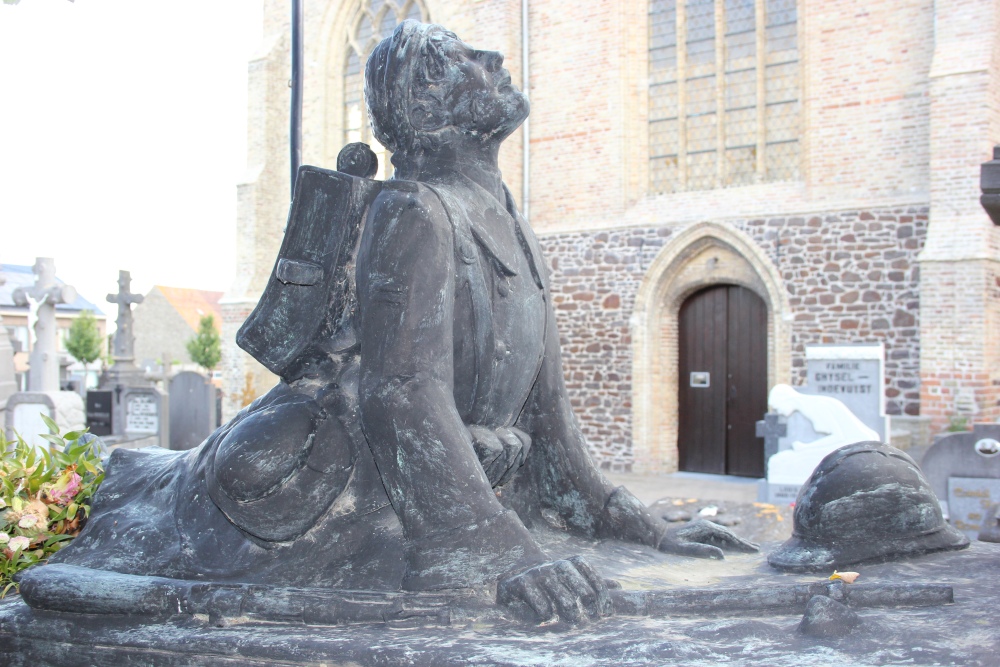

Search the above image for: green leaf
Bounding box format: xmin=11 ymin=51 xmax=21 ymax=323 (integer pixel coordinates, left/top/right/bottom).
xmin=43 ymin=534 xmax=74 ymax=547
xmin=40 ymin=413 xmax=59 ymax=435
xmin=62 ymin=431 xmax=83 ymax=442
xmin=39 ymin=434 xmax=64 ymax=448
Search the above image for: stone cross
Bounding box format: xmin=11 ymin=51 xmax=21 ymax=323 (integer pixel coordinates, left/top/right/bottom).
xmin=756 ymin=412 xmax=788 ymax=462
xmin=11 ymin=258 xmax=77 ymax=392
xmin=0 ymin=272 xmax=17 ymax=406
xmin=107 ymin=270 xmax=144 ymax=364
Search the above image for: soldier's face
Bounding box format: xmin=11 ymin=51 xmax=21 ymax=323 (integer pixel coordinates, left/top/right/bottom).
xmin=432 ymin=32 xmax=529 ymax=142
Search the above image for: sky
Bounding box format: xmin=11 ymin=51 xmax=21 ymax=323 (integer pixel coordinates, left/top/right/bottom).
xmin=0 ymin=0 xmax=264 ymax=322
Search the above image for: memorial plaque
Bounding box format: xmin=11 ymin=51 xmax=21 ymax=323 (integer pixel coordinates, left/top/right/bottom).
xmin=947 ymin=476 xmax=1000 ymax=539
xmin=802 ymin=344 xmax=888 ymax=440
xmin=86 ymin=391 xmax=113 ymax=437
xmin=126 ymin=395 xmax=157 ymax=433
xmin=121 ymin=388 xmax=162 ymax=436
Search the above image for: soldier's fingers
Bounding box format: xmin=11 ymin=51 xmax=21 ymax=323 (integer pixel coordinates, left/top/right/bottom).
xmin=495 ymin=445 xmax=524 ymax=487
xmin=716 ymin=531 xmax=760 ymax=553
xmin=566 ymin=555 xmax=613 ymax=617
xmin=542 ymin=575 xmax=585 ymax=624
xmin=498 ymin=574 xmax=553 ymax=623
xmin=658 ymin=539 xmax=725 ymax=560
xmin=509 ymin=426 xmax=532 ymax=465
xmin=472 ymin=434 xmax=503 ymax=467
xmin=485 ymin=447 xmax=514 ymax=486
xmin=681 ymin=520 xmax=760 ymax=553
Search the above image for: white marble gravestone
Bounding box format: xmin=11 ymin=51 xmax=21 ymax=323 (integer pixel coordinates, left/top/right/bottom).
xmin=801 ymin=343 xmax=889 ymax=440
xmin=762 ymin=384 xmax=880 ymax=503
xmin=4 ymin=259 xmax=85 ymax=447
xmin=5 ymin=392 xmax=85 ymax=449
xmin=0 ymin=273 xmax=17 ymax=422
xmin=11 ymin=258 xmax=76 ymax=393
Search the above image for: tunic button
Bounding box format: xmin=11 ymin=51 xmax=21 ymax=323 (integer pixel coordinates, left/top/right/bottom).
xmin=497 ymin=281 xmax=510 ymax=297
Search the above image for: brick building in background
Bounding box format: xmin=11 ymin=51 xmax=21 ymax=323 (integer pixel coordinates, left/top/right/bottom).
xmin=133 ymin=286 xmax=223 ymax=376
xmin=221 ymin=0 xmax=1000 ymax=475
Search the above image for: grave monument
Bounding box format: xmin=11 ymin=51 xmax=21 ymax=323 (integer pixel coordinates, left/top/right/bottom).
xmin=759 ymin=383 xmax=879 ymax=503
xmin=921 ymin=423 xmax=1000 ymax=539
xmin=99 ymin=270 xmax=166 ymax=447
xmin=0 ymin=21 xmax=990 ymax=666
xmin=0 ymin=272 xmax=17 ymax=422
xmin=800 ymin=343 xmax=889 ymax=440
xmin=168 ymin=370 xmax=217 ymax=450
xmin=15 ymin=19 xmax=757 ymax=626
xmin=3 ymin=258 xmax=85 ymax=446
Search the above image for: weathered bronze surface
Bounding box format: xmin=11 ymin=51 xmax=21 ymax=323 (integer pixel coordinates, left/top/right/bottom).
xmin=17 ymin=21 xmax=755 ymax=629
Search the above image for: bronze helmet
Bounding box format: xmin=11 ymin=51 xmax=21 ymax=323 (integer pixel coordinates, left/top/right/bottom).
xmin=768 ymin=441 xmax=969 ymax=572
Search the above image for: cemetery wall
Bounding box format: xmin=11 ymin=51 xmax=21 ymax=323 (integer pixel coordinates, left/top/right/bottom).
xmin=541 ymin=206 xmax=926 ymax=470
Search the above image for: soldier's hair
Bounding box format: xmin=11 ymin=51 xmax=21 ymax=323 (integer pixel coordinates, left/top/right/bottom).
xmin=365 ymin=21 xmax=457 ymax=175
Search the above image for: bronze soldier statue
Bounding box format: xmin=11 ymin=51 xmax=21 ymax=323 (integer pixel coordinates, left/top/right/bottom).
xmin=21 ymin=20 xmax=755 ymax=625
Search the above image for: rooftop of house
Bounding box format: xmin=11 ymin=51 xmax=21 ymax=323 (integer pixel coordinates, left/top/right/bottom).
xmin=153 ymin=285 xmax=224 ymax=331
xmin=0 ymin=264 xmax=105 ymax=316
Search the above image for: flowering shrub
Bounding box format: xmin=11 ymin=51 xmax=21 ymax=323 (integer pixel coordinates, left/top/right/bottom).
xmin=0 ymin=416 xmax=105 ymax=597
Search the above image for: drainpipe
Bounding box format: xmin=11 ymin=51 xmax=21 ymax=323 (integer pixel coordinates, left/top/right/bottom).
xmin=521 ymin=0 xmax=530 ymax=220
xmin=290 ymin=0 xmax=304 ymax=196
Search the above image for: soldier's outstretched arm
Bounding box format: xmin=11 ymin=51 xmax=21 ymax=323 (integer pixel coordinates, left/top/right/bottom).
xmin=356 ymin=185 xmax=547 ymax=590
xmin=511 ymin=295 xmax=759 ymax=558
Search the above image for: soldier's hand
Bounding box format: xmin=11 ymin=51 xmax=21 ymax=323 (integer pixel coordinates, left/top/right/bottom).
xmin=657 ymin=519 xmax=760 ymax=559
xmin=469 ymin=425 xmax=531 ymax=488
xmin=497 ymin=555 xmax=613 ymax=625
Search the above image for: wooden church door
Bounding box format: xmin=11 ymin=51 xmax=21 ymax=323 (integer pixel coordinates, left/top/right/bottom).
xmin=677 ymin=284 xmax=767 ymax=477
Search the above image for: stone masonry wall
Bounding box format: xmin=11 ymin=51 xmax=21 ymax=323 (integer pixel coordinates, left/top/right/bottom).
xmin=539 ymin=206 xmax=928 ymax=470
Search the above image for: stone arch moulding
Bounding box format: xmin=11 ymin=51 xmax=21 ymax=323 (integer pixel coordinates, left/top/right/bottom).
xmin=319 ymin=0 xmax=433 ymax=168
xmin=630 ymin=221 xmax=792 ymax=474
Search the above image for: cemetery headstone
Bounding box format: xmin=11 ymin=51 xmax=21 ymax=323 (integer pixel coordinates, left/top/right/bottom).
xmin=85 ymin=390 xmax=113 ymax=437
xmin=122 ymin=387 xmax=163 ymax=438
xmin=5 ymin=392 xmax=85 ymax=449
xmin=760 ymin=384 xmax=879 ymax=503
xmin=801 ymin=343 xmax=889 ymax=440
xmin=4 ymin=258 xmax=85 ymax=445
xmin=169 ymin=371 xmax=215 ymax=450
xmin=102 ymin=270 xmax=147 ymax=388
xmin=755 ymin=413 xmax=787 ymax=463
xmin=921 ymin=423 xmax=1000 ymax=539
xmin=0 ymin=273 xmax=17 ymax=418
xmin=11 ymin=258 xmax=77 ymax=393
xmin=98 ymin=270 xmax=165 ymax=447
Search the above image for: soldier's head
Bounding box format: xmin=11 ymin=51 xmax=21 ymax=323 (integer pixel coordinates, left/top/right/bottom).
xmin=365 ymin=21 xmax=529 ymax=171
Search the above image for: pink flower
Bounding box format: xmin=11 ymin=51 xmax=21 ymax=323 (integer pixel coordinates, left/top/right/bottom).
xmin=18 ymin=515 xmax=38 ymax=529
xmin=9 ymin=536 xmax=29 ymax=552
xmin=47 ymin=471 xmax=83 ymax=506
xmin=0 ymin=532 xmax=9 ymax=545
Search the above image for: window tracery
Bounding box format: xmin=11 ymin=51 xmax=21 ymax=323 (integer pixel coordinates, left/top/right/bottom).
xmin=649 ymin=0 xmax=799 ymax=193
xmin=343 ymin=0 xmax=428 ymax=179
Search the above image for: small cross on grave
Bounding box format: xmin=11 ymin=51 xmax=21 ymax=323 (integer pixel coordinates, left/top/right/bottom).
xmin=107 ymin=270 xmax=144 ymax=365
xmin=11 ymin=258 xmax=77 ymax=392
xmin=756 ymin=412 xmax=788 ymax=462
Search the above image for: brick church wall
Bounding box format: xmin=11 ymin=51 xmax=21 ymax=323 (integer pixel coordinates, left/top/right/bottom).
xmin=540 ymin=206 xmax=928 ymax=470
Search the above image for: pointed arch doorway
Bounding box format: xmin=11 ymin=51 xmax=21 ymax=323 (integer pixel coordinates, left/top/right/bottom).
xmin=678 ymin=283 xmax=768 ymax=477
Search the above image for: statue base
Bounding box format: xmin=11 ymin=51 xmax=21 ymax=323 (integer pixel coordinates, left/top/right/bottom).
xmin=0 ymin=531 xmax=996 ymax=666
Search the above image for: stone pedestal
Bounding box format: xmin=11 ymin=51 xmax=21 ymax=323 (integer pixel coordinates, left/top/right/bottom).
xmin=0 ymin=533 xmax=996 ymax=666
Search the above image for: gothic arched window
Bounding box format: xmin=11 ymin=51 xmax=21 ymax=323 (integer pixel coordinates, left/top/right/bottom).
xmin=649 ymin=0 xmax=799 ymax=193
xmin=344 ymin=0 xmax=428 ymax=179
